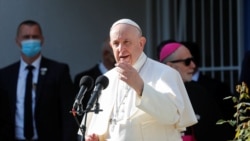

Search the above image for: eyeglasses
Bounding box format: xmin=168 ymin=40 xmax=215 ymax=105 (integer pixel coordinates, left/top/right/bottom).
xmin=169 ymin=57 xmax=194 ymax=66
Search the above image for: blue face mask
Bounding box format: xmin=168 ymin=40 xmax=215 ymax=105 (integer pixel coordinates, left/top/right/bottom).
xmin=21 ymin=39 xmax=42 ymax=57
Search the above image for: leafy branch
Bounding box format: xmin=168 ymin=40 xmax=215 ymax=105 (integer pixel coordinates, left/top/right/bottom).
xmin=216 ymin=82 xmax=250 ymax=141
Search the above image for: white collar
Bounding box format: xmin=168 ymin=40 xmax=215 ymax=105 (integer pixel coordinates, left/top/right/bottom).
xmin=20 ymin=55 xmax=42 ymax=71
xmin=98 ymin=61 xmax=108 ymax=74
xmin=133 ymin=52 xmax=147 ymax=72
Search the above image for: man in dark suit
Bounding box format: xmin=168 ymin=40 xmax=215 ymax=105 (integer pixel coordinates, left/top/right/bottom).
xmin=158 ymin=41 xmax=232 ymax=141
xmin=240 ymin=50 xmax=250 ymax=87
xmin=73 ymin=37 xmax=115 ymax=118
xmin=0 ymin=20 xmax=78 ymax=141
xmin=181 ymin=41 xmax=235 ymax=139
xmin=181 ymin=41 xmax=235 ymax=119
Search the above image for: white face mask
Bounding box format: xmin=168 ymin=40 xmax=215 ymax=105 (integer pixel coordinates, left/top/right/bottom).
xmin=21 ymin=39 xmax=41 ymax=57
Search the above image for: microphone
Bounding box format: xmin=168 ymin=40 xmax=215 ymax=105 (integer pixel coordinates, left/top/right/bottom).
xmin=72 ymin=75 xmax=94 ymax=110
xmin=85 ymin=75 xmax=109 ymax=112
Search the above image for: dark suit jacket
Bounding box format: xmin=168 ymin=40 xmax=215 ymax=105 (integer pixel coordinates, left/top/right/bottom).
xmin=195 ymin=73 xmax=235 ymax=140
xmin=240 ymin=51 xmax=250 ymax=87
xmin=73 ymin=64 xmax=102 ymax=115
xmin=0 ymin=57 xmax=78 ymax=141
xmin=185 ymin=81 xmax=232 ymax=141
xmin=197 ymin=73 xmax=234 ymax=119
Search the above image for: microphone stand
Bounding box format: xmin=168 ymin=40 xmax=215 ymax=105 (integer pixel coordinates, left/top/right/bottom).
xmin=79 ymin=114 xmax=87 ymax=141
xmin=70 ymin=98 xmax=103 ymax=141
xmin=70 ymin=103 xmax=86 ymax=141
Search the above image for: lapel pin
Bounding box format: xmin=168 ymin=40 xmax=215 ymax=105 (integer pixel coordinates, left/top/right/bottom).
xmin=40 ymin=67 xmax=47 ymax=75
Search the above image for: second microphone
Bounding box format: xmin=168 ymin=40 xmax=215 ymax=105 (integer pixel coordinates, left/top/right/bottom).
xmin=85 ymin=75 xmax=109 ymax=113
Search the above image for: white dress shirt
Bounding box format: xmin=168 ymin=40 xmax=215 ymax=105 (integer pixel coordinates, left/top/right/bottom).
xmin=15 ymin=56 xmax=41 ymax=140
xmin=98 ymin=61 xmax=108 ymax=74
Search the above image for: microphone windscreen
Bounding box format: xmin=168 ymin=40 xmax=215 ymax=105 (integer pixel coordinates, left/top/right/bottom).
xmin=79 ymin=75 xmax=94 ymax=91
xmin=95 ymin=75 xmax=109 ymax=89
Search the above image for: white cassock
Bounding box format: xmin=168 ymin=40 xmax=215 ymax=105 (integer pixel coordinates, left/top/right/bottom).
xmin=78 ymin=52 xmax=197 ymax=141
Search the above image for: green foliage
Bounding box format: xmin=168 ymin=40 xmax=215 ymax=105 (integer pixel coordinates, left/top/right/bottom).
xmin=216 ymin=82 xmax=250 ymax=141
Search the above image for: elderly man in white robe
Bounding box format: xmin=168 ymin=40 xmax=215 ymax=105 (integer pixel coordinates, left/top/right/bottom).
xmin=78 ymin=18 xmax=197 ymax=141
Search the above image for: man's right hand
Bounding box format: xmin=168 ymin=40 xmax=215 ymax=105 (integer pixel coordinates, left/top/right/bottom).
xmin=85 ymin=133 xmax=99 ymax=141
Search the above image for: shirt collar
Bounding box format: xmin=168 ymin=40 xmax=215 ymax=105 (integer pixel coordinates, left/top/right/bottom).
xmin=133 ymin=52 xmax=147 ymax=72
xmin=98 ymin=61 xmax=108 ymax=74
xmin=20 ymin=55 xmax=42 ymax=71
xmin=192 ymin=70 xmax=200 ymax=81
